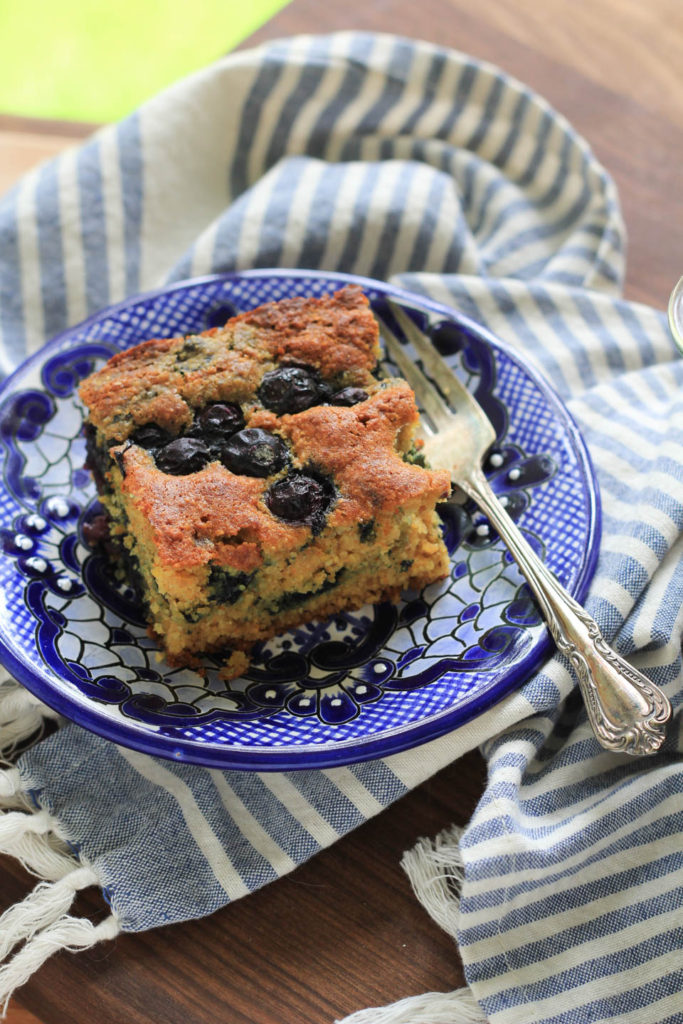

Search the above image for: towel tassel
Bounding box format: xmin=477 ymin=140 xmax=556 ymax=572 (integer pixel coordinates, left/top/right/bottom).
xmin=0 ymin=789 xmax=76 ymax=879
xmin=400 ymin=823 xmax=467 ymax=939
xmin=0 ymin=679 xmax=60 ymax=756
xmin=337 ymin=988 xmax=486 ymax=1024
xmin=0 ymin=799 xmax=120 ymax=1016
xmin=0 ymin=910 xmax=121 ymax=1016
xmin=0 ymin=686 xmax=120 ymax=1017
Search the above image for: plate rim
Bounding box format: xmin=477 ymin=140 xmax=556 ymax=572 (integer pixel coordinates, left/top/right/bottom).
xmin=0 ymin=268 xmax=601 ymax=769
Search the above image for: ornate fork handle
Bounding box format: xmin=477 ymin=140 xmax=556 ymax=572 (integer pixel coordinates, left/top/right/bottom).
xmin=463 ymin=464 xmax=671 ymax=756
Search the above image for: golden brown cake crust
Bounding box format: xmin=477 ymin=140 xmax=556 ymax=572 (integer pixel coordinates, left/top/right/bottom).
xmin=116 ymin=379 xmax=450 ymax=572
xmin=79 ymin=284 xmax=452 ymax=673
xmin=79 ymin=285 xmax=381 ymax=443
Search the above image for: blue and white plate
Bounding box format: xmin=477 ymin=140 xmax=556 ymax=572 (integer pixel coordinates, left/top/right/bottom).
xmin=0 ymin=270 xmax=600 ymax=769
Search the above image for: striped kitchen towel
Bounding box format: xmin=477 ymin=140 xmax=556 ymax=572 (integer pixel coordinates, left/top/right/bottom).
xmin=0 ymin=32 xmax=682 ymax=1024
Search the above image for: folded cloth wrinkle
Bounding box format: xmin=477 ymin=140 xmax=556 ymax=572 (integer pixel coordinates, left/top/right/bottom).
xmin=0 ymin=34 xmax=623 ymax=357
xmin=0 ymin=30 xmax=681 ymax=1024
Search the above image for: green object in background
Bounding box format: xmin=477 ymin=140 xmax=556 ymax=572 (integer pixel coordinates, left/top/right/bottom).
xmin=0 ymin=0 xmax=290 ymax=123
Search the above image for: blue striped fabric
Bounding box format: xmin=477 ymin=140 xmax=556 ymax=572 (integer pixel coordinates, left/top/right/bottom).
xmin=1 ymin=32 xmax=681 ymax=1023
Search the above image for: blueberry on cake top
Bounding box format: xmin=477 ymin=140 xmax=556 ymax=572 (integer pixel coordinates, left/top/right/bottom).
xmin=79 ymin=286 xmax=452 ymax=677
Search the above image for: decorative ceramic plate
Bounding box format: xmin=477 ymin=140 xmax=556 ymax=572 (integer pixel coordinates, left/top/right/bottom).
xmin=0 ymin=271 xmax=600 ymax=769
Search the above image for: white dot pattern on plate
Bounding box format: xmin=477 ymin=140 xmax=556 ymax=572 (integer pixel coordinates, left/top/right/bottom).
xmin=0 ymin=273 xmax=598 ymax=767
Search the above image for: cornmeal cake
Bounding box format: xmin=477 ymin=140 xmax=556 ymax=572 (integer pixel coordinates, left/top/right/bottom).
xmin=79 ymin=286 xmax=452 ymax=676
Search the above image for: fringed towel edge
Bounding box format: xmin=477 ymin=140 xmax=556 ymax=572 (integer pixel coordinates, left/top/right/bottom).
xmin=0 ymin=675 xmax=61 ymax=758
xmin=0 ymin=680 xmax=121 ymax=1017
xmin=401 ymin=823 xmax=467 ymax=940
xmin=336 ymin=987 xmax=487 ymax=1024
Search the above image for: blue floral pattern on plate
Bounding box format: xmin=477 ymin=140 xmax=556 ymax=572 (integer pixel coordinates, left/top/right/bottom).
xmin=0 ymin=271 xmax=600 ymax=769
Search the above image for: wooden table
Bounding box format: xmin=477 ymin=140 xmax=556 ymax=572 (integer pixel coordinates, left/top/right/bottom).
xmin=1 ymin=3 xmax=681 ymax=1023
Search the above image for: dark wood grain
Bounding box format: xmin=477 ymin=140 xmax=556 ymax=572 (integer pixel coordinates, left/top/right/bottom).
xmin=3 ymin=750 xmax=486 ymax=1024
xmin=2 ymin=2 xmax=682 ymax=1022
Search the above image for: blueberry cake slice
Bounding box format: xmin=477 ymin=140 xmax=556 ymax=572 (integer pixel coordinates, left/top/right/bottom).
xmin=79 ymin=286 xmax=452 ymax=677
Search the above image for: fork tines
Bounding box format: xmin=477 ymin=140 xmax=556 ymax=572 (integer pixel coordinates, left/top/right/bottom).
xmin=375 ymin=302 xmax=461 ymax=432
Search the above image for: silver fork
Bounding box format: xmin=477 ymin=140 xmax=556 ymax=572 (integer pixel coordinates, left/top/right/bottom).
xmin=377 ymin=302 xmax=671 ymax=756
